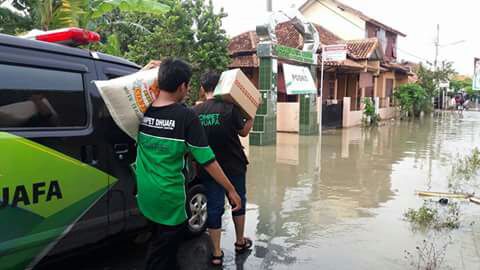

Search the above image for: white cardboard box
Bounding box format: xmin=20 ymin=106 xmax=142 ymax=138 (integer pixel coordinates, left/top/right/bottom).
xmin=213 ymin=69 xmax=261 ymax=119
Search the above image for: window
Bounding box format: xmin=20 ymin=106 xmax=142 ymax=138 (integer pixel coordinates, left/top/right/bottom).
xmin=0 ymin=64 xmax=86 ymax=129
xmin=377 ymin=29 xmax=387 ymax=53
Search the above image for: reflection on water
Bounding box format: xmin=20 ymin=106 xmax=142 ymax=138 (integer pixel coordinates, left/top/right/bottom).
xmin=220 ymin=112 xmax=480 ymax=270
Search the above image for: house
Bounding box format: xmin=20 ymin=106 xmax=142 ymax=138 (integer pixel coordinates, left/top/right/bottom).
xmin=300 ymin=0 xmax=405 ymax=63
xmin=300 ymin=0 xmax=411 ymax=127
xmin=228 ymin=1 xmax=413 ymax=131
xmin=229 ymin=21 xmax=365 ymax=132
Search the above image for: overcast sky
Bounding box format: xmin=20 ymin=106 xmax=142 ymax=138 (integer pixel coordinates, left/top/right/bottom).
xmin=212 ymin=0 xmax=478 ymax=75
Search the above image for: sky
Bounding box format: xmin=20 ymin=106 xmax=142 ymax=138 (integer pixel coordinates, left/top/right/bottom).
xmin=212 ymin=0 xmax=479 ymax=76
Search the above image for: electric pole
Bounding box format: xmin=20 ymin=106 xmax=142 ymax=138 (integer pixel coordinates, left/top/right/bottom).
xmin=434 ymin=24 xmax=440 ymax=71
xmin=267 ymin=0 xmax=272 ymax=12
xmin=434 ymin=24 xmax=441 ymax=109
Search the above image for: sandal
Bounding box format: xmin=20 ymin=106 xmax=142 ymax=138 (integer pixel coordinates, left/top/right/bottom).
xmin=234 ymin=237 xmax=253 ymax=254
xmin=211 ymin=250 xmax=224 ymax=266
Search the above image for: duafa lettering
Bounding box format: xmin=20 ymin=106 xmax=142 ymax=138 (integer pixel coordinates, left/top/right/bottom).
xmin=0 ymin=180 xmax=63 ymax=208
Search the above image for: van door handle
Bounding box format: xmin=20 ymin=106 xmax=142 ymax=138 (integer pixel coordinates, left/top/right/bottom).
xmin=82 ymin=145 xmax=98 ymax=166
xmin=114 ymin=144 xmax=129 ymax=160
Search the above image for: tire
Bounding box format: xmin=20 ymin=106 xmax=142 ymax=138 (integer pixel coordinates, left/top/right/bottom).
xmin=186 ymin=184 xmax=208 ymax=238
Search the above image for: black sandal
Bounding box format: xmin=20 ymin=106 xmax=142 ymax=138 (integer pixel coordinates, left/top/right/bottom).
xmin=235 ymin=238 xmax=253 ymax=254
xmin=211 ymin=250 xmax=224 ymax=266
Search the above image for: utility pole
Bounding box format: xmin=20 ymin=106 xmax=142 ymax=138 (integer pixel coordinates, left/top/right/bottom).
xmin=267 ymin=0 xmax=272 ymax=12
xmin=434 ymin=24 xmax=441 ymax=109
xmin=434 ymin=24 xmax=440 ymax=71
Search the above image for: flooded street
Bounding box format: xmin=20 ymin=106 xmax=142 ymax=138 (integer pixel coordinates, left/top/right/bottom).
xmin=40 ymin=112 xmax=480 ymax=270
xmin=219 ymin=111 xmax=480 ymax=269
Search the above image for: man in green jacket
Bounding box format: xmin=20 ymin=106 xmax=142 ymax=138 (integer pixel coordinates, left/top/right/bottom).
xmin=136 ymin=58 xmax=241 ymax=270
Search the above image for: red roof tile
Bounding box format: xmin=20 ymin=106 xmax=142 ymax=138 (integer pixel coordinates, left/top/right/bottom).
xmin=228 ymin=20 xmax=342 ymax=56
xmin=346 ymin=38 xmax=380 ymax=60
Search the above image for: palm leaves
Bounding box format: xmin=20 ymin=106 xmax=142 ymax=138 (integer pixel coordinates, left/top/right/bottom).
xmin=51 ymin=0 xmax=87 ymax=28
xmin=91 ymin=0 xmax=169 ymax=19
xmin=28 ymin=0 xmax=169 ymax=30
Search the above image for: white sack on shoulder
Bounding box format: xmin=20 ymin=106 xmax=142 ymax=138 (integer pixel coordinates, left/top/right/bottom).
xmin=94 ymin=68 xmax=159 ymax=140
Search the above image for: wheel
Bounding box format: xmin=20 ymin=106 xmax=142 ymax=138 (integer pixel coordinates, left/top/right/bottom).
xmin=186 ymin=184 xmax=208 ymax=238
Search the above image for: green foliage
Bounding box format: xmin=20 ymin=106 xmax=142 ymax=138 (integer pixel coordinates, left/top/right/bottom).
xmin=394 ymin=83 xmax=430 ymax=118
xmin=96 ymin=33 xmax=121 ymax=56
xmin=0 ymin=7 xmax=33 ymax=34
xmin=125 ymin=0 xmax=230 ymax=103
xmin=404 ymin=202 xmax=460 ymax=231
xmin=1 ymin=0 xmax=168 ymax=31
xmin=91 ymin=0 xmax=169 ymax=19
xmin=3 ymin=0 xmax=230 ymax=104
xmin=51 ymin=0 xmax=88 ymax=29
xmin=417 ymin=61 xmax=457 ymax=97
xmin=125 ymin=0 xmax=194 ymax=65
xmin=450 ymin=77 xmax=474 ymax=96
xmin=448 ymin=148 xmax=480 ymax=193
xmin=362 ymin=98 xmax=380 ymax=127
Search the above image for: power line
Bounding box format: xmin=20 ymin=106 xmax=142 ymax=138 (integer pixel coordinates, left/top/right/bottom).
xmin=398 ymin=48 xmax=431 ymax=63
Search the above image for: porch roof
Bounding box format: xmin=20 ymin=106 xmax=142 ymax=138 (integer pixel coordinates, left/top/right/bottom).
xmin=346 ymin=38 xmax=383 ymax=60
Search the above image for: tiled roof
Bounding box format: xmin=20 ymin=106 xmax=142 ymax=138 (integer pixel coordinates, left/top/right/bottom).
xmin=346 ymin=38 xmax=380 ymax=60
xmin=314 ymin=24 xmax=342 ymax=45
xmin=228 ymin=20 xmax=342 ymax=56
xmin=299 ymin=0 xmax=406 ymax=37
xmin=228 ymin=31 xmax=259 ymax=56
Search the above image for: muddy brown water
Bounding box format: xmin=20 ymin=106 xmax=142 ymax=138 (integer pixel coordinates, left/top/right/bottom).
xmin=219 ymin=112 xmax=480 ymax=270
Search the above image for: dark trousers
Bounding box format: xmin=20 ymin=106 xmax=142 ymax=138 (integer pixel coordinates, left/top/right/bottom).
xmin=145 ymin=222 xmax=186 ymax=270
xmin=201 ymin=173 xmax=247 ymax=229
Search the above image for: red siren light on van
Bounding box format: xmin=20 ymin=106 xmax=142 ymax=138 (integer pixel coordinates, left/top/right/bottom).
xmin=34 ymin=28 xmax=101 ymax=46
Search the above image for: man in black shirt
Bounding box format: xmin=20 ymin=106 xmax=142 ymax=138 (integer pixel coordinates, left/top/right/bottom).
xmin=193 ymin=71 xmax=254 ymax=266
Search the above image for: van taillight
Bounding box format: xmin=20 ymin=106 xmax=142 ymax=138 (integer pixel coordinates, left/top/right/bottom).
xmin=35 ymin=28 xmax=100 ymax=46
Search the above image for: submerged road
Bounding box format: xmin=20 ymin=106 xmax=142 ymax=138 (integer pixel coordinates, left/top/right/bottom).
xmin=38 ymin=112 xmax=480 ymax=269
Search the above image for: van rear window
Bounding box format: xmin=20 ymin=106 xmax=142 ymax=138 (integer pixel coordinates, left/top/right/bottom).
xmin=0 ymin=64 xmax=86 ymax=129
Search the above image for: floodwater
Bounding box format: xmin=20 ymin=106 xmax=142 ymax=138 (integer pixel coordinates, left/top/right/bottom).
xmin=219 ymin=111 xmax=480 ymax=270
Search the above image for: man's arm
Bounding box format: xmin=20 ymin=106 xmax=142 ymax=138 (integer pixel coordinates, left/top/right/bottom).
xmin=141 ymin=60 xmax=161 ymax=71
xmin=203 ymin=161 xmax=241 ymax=211
xmin=185 ymin=109 xmax=241 ymax=211
xmin=239 ymin=119 xmax=253 ymax=137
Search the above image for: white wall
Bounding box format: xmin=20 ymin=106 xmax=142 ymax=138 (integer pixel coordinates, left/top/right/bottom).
xmin=301 ymin=0 xmax=366 ymax=40
xmin=277 ymin=102 xmax=300 ymax=133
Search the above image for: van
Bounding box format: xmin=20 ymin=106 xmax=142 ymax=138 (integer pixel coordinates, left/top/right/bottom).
xmin=0 ymin=28 xmax=207 ymax=270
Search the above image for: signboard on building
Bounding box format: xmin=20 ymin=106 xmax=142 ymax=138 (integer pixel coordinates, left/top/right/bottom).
xmin=322 ymin=44 xmax=348 ymax=62
xmin=273 ymin=44 xmax=318 ymax=65
xmin=474 ymin=58 xmax=480 ymax=90
xmin=283 ymin=64 xmax=317 ymax=95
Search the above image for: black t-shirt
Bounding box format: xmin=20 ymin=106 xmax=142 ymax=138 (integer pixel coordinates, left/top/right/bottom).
xmin=193 ymin=99 xmax=248 ymax=177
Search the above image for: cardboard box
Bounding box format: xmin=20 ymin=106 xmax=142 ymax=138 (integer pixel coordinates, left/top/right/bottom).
xmin=214 ymin=69 xmax=261 ymax=119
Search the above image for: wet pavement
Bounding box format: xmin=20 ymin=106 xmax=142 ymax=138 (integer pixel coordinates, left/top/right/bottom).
xmin=43 ymin=111 xmax=480 ymax=269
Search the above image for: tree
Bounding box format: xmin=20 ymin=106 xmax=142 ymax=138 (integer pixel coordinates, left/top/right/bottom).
xmin=125 ymin=0 xmax=195 ymax=65
xmin=125 ymin=0 xmax=230 ymax=103
xmin=0 ymin=0 xmax=168 ymax=32
xmin=0 ymin=7 xmax=33 ymax=34
xmin=394 ymin=83 xmax=430 ymax=118
xmin=417 ymin=61 xmax=457 ymax=97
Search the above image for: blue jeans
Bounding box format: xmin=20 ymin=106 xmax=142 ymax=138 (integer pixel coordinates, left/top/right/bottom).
xmin=201 ymin=173 xmax=246 ymax=229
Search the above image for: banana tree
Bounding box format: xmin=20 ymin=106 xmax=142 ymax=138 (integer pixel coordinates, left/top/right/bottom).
xmin=34 ymin=0 xmax=169 ymax=30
